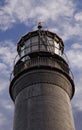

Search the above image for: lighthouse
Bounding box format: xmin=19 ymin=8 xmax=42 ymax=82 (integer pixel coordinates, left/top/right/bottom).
xmin=9 ymin=23 xmax=75 ymax=130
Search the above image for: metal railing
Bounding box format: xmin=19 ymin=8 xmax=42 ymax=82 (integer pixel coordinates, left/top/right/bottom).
xmin=10 ymin=53 xmax=74 ymax=81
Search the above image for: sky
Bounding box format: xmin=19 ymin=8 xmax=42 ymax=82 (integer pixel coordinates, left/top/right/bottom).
xmin=0 ymin=0 xmax=82 ymax=130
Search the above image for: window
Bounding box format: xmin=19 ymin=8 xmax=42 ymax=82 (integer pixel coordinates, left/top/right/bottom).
xmin=20 ymin=45 xmax=24 ymax=57
xmin=31 ymin=36 xmax=39 ymax=51
xmin=54 ymin=41 xmax=61 ymax=55
xmin=47 ymin=36 xmax=54 ymax=45
xmin=47 ymin=36 xmax=54 ymax=52
xmin=24 ymin=39 xmax=30 ymax=54
xmin=25 ymin=39 xmax=30 ymax=46
xmin=31 ymin=36 xmax=38 ymax=44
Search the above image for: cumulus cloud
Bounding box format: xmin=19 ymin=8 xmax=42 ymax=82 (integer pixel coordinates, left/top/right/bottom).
xmin=0 ymin=0 xmax=75 ymax=30
xmin=0 ymin=40 xmax=15 ymax=130
xmin=66 ymin=43 xmax=82 ymax=69
xmin=75 ymin=12 xmax=82 ymax=22
xmin=71 ymin=43 xmax=82 ymax=49
xmin=0 ymin=40 xmax=17 ymax=68
xmin=0 ymin=40 xmax=17 ymax=89
xmin=66 ymin=43 xmax=82 ymax=130
xmin=66 ymin=43 xmax=82 ymax=118
xmin=1 ymin=0 xmax=82 ymax=43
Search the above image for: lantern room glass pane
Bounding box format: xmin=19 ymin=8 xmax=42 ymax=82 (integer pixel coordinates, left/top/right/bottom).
xmin=31 ymin=44 xmax=38 ymax=51
xmin=24 ymin=39 xmax=30 ymax=54
xmin=46 ymin=36 xmax=54 ymax=52
xmin=31 ymin=36 xmax=39 ymax=51
xmin=25 ymin=39 xmax=30 ymax=46
xmin=47 ymin=45 xmax=54 ymax=52
xmin=20 ymin=46 xmax=24 ymax=57
xmin=54 ymin=41 xmax=61 ymax=55
xmin=40 ymin=44 xmax=47 ymax=51
xmin=31 ymin=36 xmax=38 ymax=44
xmin=47 ymin=36 xmax=54 ymax=45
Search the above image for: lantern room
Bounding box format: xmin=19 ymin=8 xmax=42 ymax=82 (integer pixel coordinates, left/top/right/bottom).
xmin=17 ymin=25 xmax=64 ymax=59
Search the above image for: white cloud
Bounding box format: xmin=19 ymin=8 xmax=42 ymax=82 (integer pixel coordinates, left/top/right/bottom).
xmin=71 ymin=43 xmax=82 ymax=49
xmin=75 ymin=12 xmax=82 ymax=22
xmin=0 ymin=40 xmax=15 ymax=130
xmin=1 ymin=0 xmax=82 ymax=43
xmin=0 ymin=0 xmax=75 ymax=30
xmin=63 ymin=43 xmax=82 ymax=114
xmin=0 ymin=40 xmax=17 ymax=68
xmin=1 ymin=0 xmax=82 ymax=48
xmin=0 ymin=40 xmax=17 ymax=91
xmin=66 ymin=43 xmax=82 ymax=113
xmin=0 ymin=6 xmax=16 ymax=30
xmin=0 ymin=63 xmax=7 ymax=71
xmin=66 ymin=43 xmax=82 ymax=69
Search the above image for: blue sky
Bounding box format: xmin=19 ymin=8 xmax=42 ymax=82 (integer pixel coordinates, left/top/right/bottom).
xmin=0 ymin=0 xmax=82 ymax=130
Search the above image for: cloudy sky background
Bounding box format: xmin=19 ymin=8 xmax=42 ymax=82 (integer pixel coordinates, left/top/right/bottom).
xmin=0 ymin=0 xmax=82 ymax=130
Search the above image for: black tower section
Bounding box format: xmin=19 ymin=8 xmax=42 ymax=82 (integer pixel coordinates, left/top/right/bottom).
xmin=9 ymin=23 xmax=75 ymax=130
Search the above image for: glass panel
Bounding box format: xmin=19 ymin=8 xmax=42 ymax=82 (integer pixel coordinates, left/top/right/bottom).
xmin=47 ymin=45 xmax=54 ymax=52
xmin=25 ymin=39 xmax=30 ymax=46
xmin=24 ymin=46 xmax=30 ymax=54
xmin=47 ymin=36 xmax=52 ymax=41
xmin=21 ymin=49 xmax=24 ymax=57
xmin=20 ymin=46 xmax=24 ymax=57
xmin=31 ymin=44 xmax=38 ymax=51
xmin=21 ymin=45 xmax=24 ymax=51
xmin=40 ymin=35 xmax=47 ymax=45
xmin=40 ymin=44 xmax=46 ymax=51
xmin=55 ymin=42 xmax=59 ymax=49
xmin=31 ymin=36 xmax=38 ymax=44
xmin=24 ymin=39 xmax=30 ymax=55
xmin=47 ymin=36 xmax=54 ymax=45
xmin=30 ymin=36 xmax=39 ymax=52
xmin=54 ymin=41 xmax=60 ymax=55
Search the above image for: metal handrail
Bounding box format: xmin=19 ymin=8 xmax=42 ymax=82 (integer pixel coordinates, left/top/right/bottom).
xmin=10 ymin=54 xmax=74 ymax=82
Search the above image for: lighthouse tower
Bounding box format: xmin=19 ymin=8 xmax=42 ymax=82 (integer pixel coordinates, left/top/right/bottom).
xmin=9 ymin=23 xmax=75 ymax=130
